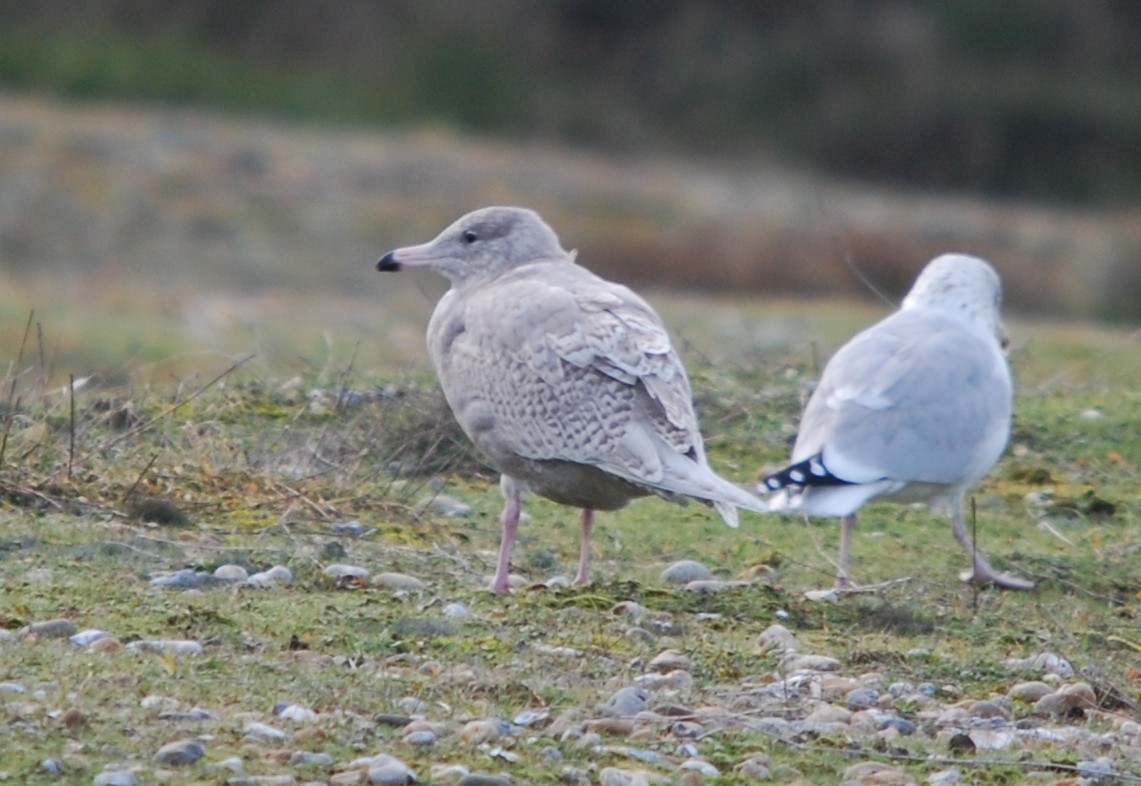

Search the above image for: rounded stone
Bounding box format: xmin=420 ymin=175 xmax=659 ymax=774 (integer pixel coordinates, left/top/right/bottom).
xmin=660 ymin=560 xmax=713 ymax=584
xmin=152 ymin=739 xmax=205 ymax=766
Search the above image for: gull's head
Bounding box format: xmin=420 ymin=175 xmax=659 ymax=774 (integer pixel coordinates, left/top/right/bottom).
xmin=376 ymin=206 xmax=568 ymax=286
xmin=902 ymin=253 xmax=1004 ymax=340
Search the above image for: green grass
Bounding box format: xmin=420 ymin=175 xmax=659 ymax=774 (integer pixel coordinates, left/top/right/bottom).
xmin=0 ymin=299 xmax=1138 ymax=783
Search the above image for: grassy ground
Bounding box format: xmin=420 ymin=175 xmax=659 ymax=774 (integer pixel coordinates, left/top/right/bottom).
xmin=1 ymin=295 xmax=1138 ymax=784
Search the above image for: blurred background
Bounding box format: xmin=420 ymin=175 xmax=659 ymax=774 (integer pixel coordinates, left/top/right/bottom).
xmin=0 ymin=0 xmax=1138 ymax=378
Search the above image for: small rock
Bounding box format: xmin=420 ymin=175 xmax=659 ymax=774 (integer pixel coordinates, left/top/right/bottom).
xmin=150 ymin=569 xmax=216 ymax=589
xmin=459 ymin=719 xmax=502 ymax=745
xmin=803 ymin=589 xmax=839 ymax=602
xmin=1004 ymin=652 xmax=1074 ymax=678
xmin=225 ymin=776 xmax=298 ymax=785
xmin=324 ymin=564 xmax=369 ymax=580
xmin=214 ymin=564 xmax=250 ymax=581
xmin=1076 ymin=756 xmax=1116 ymax=782
xmin=442 ymin=602 xmax=472 ymax=618
xmin=625 ymin=627 xmax=655 ymax=644
xmin=660 ymin=560 xmax=712 ymax=584
xmin=24 ymin=619 xmax=78 ymax=638
xmin=330 ymin=519 xmax=369 ymax=536
xmin=598 ymin=768 xmax=652 ymax=786
xmin=0 ymin=681 xmax=25 ymax=693
xmin=603 ymin=687 xmax=649 ymax=717
xmin=90 ymin=636 xmax=122 ymax=653
xmin=806 ymin=704 xmax=852 ymax=724
xmin=430 ymin=764 xmax=470 ymax=784
xmin=926 ymin=768 xmax=961 ymax=786
xmin=70 ymin=629 xmax=113 ymax=647
xmin=968 ymin=699 xmax=1008 ymax=719
xmin=127 ymin=639 xmax=203 ymax=656
xmin=152 ymin=738 xmax=205 ymax=766
xmin=41 ymin=759 xmax=63 ymax=775
xmin=246 ymin=565 xmax=293 ymax=587
xmin=209 ymin=756 xmax=245 ymax=774
xmin=373 ymin=572 xmax=427 ymax=590
xmin=403 ymin=729 xmax=437 ymax=746
xmin=755 ymin=624 xmax=800 ymax=654
xmin=844 ymin=687 xmax=879 ymax=709
xmin=679 ymin=758 xmax=719 ymax=776
xmin=513 ymin=708 xmax=550 ymax=727
xmin=1007 ymin=681 xmax=1053 ymax=702
xmin=374 ymin=713 xmax=414 ymax=728
xmin=278 ymin=704 xmax=319 ymax=724
xmin=244 ymin=721 xmax=289 ymax=742
xmin=416 ymin=493 xmax=472 ymax=518
xmin=782 ymin=654 xmax=841 ymax=672
xmin=291 ymin=751 xmax=334 ymax=767
xmin=680 ymin=577 xmax=743 ymax=588
xmin=454 ymin=775 xmax=512 ymax=786
xmin=93 ymin=769 xmax=140 ymax=786
xmin=612 ymin=601 xmax=647 ymax=618
xmin=648 ymin=649 xmax=692 ymax=673
xmin=842 ymin=761 xmax=915 ymax=785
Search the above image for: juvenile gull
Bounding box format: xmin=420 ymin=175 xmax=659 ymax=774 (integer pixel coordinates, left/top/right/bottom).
xmin=759 ymin=254 xmax=1031 ymax=590
xmin=376 ymin=206 xmax=767 ymax=593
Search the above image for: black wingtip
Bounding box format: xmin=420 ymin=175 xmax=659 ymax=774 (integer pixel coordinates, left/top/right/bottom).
xmin=376 ymin=252 xmax=401 ymax=271
xmin=760 ymin=453 xmax=853 ymax=493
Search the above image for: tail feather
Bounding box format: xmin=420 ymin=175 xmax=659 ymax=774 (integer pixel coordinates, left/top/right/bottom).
xmin=759 ymin=452 xmax=853 ymax=494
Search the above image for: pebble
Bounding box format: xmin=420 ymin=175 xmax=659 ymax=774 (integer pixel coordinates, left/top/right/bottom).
xmin=603 ymin=687 xmax=649 ymax=716
xmin=782 ymin=654 xmax=841 ymax=672
xmin=226 ymin=777 xmax=299 ymax=786
xmin=454 ymin=775 xmax=512 ymax=786
xmin=23 ymin=618 xmax=78 ymax=638
xmin=150 ymin=569 xmax=217 ymax=589
xmin=1004 ymin=652 xmax=1074 ymax=678
xmin=429 ymin=764 xmax=469 ymax=784
xmin=127 ymin=639 xmax=204 ymax=656
xmin=442 ymin=602 xmax=472 ymax=618
xmin=372 ymin=572 xmax=427 ymax=590
xmin=70 ymin=629 xmax=113 ymax=647
xmin=1034 ymin=681 xmax=1096 ymax=714
xmin=324 ymin=564 xmax=369 ymax=580
xmin=93 ymin=769 xmax=140 ymax=786
xmin=402 ymin=729 xmax=437 ymax=746
xmin=659 ymin=560 xmax=713 ymax=584
xmin=214 ymin=564 xmax=250 ymax=581
xmin=598 ymin=768 xmax=654 ymax=786
xmin=844 ymin=687 xmax=879 ymax=709
xmin=926 ymin=768 xmax=961 ymax=786
xmin=512 ymin=708 xmax=549 ymax=727
xmin=459 ymin=719 xmax=502 ymax=744
xmin=246 ymin=565 xmax=293 ymax=587
xmin=842 ymin=761 xmax=915 ymax=785
xmin=680 ymin=757 xmax=719 ymax=776
xmin=291 ymin=751 xmax=334 ymax=767
xmin=648 ymin=649 xmax=692 ymax=673
xmin=330 ymin=519 xmax=369 ymax=536
xmin=806 ymin=704 xmax=852 ymax=724
xmin=612 ymin=601 xmax=648 ymax=619
xmin=244 ymin=721 xmax=289 ymax=742
xmin=278 ymin=704 xmax=319 ymax=724
xmin=755 ymin=623 xmax=800 ymax=654
xmin=152 ymin=738 xmax=205 ymax=766
xmin=416 ymin=493 xmax=472 ymax=518
xmin=735 ymin=754 xmax=771 ymax=779
xmin=0 ymin=681 xmax=25 ymax=693
xmin=1008 ymin=680 xmax=1053 ymax=702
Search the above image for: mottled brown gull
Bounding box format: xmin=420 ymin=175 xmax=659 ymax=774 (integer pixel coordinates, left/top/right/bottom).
xmin=759 ymin=254 xmax=1032 ymax=590
xmin=376 ymin=206 xmax=767 ymax=592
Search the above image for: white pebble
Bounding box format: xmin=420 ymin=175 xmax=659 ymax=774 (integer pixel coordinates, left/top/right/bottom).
xmin=214 ymin=564 xmax=249 ymax=581
xmin=660 ymin=560 xmax=713 ymax=584
xmin=278 ymin=704 xmax=319 ymax=724
xmin=373 ymin=572 xmax=427 ymax=590
xmin=243 ymin=721 xmax=288 ymax=742
xmin=127 ymin=639 xmax=203 ymax=656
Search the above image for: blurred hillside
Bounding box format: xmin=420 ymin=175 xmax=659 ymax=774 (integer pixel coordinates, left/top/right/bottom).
xmin=2 ymin=0 xmax=1141 ymax=205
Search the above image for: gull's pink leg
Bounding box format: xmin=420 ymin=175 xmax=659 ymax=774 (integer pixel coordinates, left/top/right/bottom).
xmin=836 ymin=513 xmax=856 ymax=588
xmin=949 ymin=494 xmax=1034 ymax=590
xmin=490 ymin=484 xmax=522 ymax=593
xmin=573 ymin=508 xmax=595 ymax=586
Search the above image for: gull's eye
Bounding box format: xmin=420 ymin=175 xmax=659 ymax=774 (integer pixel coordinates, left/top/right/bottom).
xmin=462 ymin=230 xmax=478 ymax=244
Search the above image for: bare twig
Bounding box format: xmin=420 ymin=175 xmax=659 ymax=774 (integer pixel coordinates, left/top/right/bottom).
xmin=67 ymin=373 xmax=76 ymax=480
xmin=121 ymin=452 xmax=160 ymax=507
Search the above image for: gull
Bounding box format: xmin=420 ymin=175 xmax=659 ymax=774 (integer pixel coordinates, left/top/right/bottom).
xmin=376 ymin=206 xmax=767 ymax=592
xmin=759 ymin=253 xmax=1032 ymax=590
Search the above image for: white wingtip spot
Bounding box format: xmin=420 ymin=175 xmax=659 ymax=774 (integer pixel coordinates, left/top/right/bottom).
xmin=789 ymin=469 xmax=805 ymax=483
